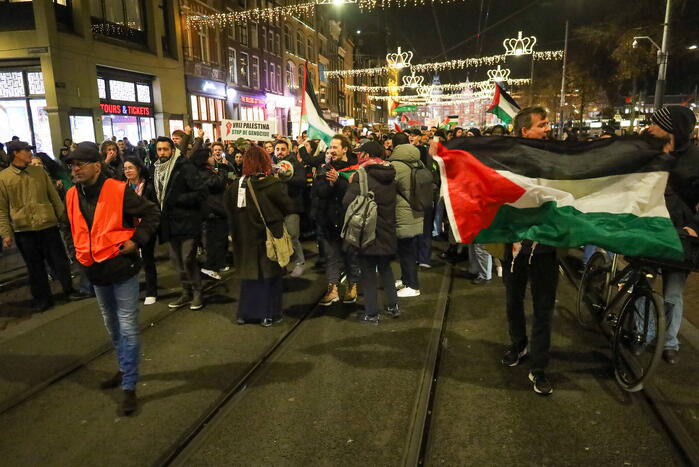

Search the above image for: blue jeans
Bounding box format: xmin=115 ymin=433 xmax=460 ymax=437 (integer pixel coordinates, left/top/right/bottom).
xmin=94 ymin=274 xmax=141 ymax=390
xmin=635 ymin=269 xmax=688 ymax=351
xmin=468 ymin=244 xmax=492 ymax=280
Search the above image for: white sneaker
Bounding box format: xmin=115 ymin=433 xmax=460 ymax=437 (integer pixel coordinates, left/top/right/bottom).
xmin=395 ymin=280 xmax=404 ymax=289
xmin=290 ymin=264 xmax=304 ymax=277
xmin=144 ymin=296 xmax=157 ymax=306
xmin=419 ymin=263 xmax=432 ymax=269
xmin=201 ymin=268 xmax=222 ymax=280
xmin=397 ymin=287 xmax=421 ymax=298
xmin=221 ymin=266 xmax=231 ymax=272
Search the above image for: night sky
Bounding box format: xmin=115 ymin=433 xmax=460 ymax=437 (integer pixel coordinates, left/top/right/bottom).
xmin=323 ymin=0 xmax=699 ymax=96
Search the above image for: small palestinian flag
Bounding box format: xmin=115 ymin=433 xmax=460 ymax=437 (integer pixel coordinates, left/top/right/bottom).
xmin=302 ymin=62 xmax=334 ymax=145
xmin=434 ymin=136 xmax=683 ymax=260
xmin=487 ymin=84 xmax=520 ymax=124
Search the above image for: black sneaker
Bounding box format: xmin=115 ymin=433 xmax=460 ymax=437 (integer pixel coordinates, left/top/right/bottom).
xmin=529 ymin=370 xmax=553 ymax=395
xmin=357 ymin=312 xmax=379 ymax=325
xmin=501 ymin=346 xmax=528 ymax=367
xmin=121 ymin=389 xmax=138 ymax=416
xmin=384 ymin=304 xmax=400 ymax=318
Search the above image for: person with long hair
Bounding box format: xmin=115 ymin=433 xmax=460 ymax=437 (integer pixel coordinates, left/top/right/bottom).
xmin=123 ymin=156 xmax=160 ymax=305
xmin=225 ymin=144 xmax=294 ymax=326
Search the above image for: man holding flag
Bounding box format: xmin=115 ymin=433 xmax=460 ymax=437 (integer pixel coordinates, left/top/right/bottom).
xmin=500 ymin=107 xmax=557 ymax=396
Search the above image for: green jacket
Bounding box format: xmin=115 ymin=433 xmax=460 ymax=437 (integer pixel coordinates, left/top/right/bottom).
xmin=389 ymin=144 xmax=424 ymax=238
xmin=0 ymin=165 xmax=65 ymax=238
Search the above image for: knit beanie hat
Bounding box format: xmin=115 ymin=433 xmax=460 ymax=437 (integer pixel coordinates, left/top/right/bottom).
xmin=651 ymin=105 xmax=697 ymax=152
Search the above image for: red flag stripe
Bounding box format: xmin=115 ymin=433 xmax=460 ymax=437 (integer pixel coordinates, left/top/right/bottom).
xmin=435 ymin=143 xmax=526 ymax=243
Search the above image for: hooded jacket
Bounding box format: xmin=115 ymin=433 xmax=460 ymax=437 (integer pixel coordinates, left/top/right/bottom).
xmin=389 ymin=144 xmax=424 ymax=238
xmin=343 ymin=163 xmax=397 ymax=256
xmin=665 ymin=106 xmax=699 ymax=212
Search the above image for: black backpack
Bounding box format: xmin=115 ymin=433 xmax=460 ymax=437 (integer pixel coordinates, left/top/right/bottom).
xmin=394 ymin=160 xmax=435 ymax=212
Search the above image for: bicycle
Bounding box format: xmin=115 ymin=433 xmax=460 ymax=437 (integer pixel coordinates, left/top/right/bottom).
xmin=577 ymin=251 xmax=665 ymax=392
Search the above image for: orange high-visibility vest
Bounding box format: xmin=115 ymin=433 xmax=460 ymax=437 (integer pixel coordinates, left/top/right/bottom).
xmin=66 ymin=178 xmax=135 ymax=267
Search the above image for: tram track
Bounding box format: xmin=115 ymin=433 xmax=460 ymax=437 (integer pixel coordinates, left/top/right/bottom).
xmin=559 ymin=254 xmax=699 ymax=467
xmin=0 ymin=274 xmax=230 ymax=416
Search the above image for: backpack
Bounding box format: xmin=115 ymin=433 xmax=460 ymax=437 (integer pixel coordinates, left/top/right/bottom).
xmin=341 ymin=168 xmax=378 ymax=250
xmin=395 ymin=160 xmax=434 ymax=212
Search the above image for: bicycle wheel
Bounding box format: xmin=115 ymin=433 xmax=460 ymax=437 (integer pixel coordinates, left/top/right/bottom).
xmin=612 ymin=287 xmax=666 ymax=392
xmin=576 ymin=252 xmax=609 ymax=328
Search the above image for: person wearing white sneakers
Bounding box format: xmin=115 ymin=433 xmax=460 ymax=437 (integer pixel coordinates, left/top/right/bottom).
xmin=389 ymin=133 xmax=423 ymax=298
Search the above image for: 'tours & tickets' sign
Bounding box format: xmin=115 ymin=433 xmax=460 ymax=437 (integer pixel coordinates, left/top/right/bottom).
xmin=221 ymin=120 xmax=276 ymax=141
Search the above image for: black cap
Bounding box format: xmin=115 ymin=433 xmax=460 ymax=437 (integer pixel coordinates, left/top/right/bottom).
xmin=409 ymin=129 xmax=422 ymax=136
xmin=352 ymin=140 xmax=384 ymax=158
xmin=65 ymin=142 xmax=101 ymax=163
xmin=6 ymin=140 xmax=34 ymax=154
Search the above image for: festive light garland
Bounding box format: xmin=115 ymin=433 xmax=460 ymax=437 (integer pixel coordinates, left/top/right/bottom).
xmin=349 ymin=77 xmax=529 ymax=93
xmin=326 ymin=49 xmax=563 ymax=77
xmin=186 ymin=3 xmax=316 ymax=28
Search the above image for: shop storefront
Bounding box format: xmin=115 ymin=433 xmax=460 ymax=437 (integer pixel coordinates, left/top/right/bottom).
xmin=98 ymin=68 xmax=155 ymax=143
xmin=0 ymin=68 xmax=53 ymax=155
xmin=186 ymin=76 xmax=226 ymax=141
xmin=265 ymin=93 xmax=294 ymax=137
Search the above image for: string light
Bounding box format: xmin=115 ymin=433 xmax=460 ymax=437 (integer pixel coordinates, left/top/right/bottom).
xmin=186 ymin=3 xmax=316 ymax=28
xmin=349 ymin=77 xmax=529 ymax=93
xmin=325 ymin=49 xmax=563 ymax=78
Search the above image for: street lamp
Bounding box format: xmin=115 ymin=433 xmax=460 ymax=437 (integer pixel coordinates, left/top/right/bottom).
xmin=631 ymin=0 xmax=671 ymax=110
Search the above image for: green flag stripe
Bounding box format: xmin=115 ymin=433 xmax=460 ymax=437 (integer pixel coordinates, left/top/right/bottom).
xmin=474 ymin=202 xmax=684 ymax=260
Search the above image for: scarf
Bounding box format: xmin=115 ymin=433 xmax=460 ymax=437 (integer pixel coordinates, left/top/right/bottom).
xmin=153 ymin=149 xmax=181 ymax=208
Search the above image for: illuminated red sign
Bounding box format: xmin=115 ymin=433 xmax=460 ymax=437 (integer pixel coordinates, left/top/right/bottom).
xmin=100 ymin=103 xmax=152 ymax=116
xmin=240 ymin=96 xmax=265 ymax=106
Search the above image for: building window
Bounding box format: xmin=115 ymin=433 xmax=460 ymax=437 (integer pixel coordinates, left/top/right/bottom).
xmin=239 ymin=52 xmax=249 ymax=87
xmin=97 ymin=78 xmax=107 ymax=99
xmin=268 ymin=31 xmax=274 ymax=54
xmin=261 ymin=26 xmax=266 ymax=51
xmin=276 ymin=65 xmax=282 ymax=93
xmin=227 ymin=11 xmax=235 ymax=40
xmin=0 ymin=70 xmax=52 ymax=155
xmin=239 ymin=22 xmax=248 ymax=46
xmin=136 ymin=83 xmax=151 ymax=103
xmin=296 ymin=32 xmax=303 ymax=57
xmin=252 ymin=56 xmax=260 ymax=89
xmin=109 ymin=79 xmax=136 ymax=102
xmin=286 ymin=61 xmax=295 ymax=89
xmin=90 ymin=0 xmax=146 ymax=43
xmin=275 ymin=33 xmax=280 ymax=56
xmin=250 ymin=22 xmax=258 ymax=48
xmin=306 ymin=38 xmax=313 ymax=61
xmin=270 ymin=64 xmax=275 ymax=92
xmin=263 ymin=60 xmax=269 ymax=91
xmin=284 ymin=26 xmax=292 ymax=53
xmin=197 ymin=26 xmax=210 ymax=61
xmin=228 ymin=48 xmax=237 ymax=84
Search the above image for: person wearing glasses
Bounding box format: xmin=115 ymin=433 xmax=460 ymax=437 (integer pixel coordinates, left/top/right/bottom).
xmin=65 ymin=142 xmax=160 ymax=416
xmin=0 ymin=140 xmax=87 ymax=312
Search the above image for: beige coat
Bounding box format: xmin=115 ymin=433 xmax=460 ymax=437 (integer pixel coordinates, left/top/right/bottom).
xmin=0 ymin=165 xmax=64 ymax=238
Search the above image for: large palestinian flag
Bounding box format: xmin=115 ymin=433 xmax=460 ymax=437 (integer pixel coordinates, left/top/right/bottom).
xmin=434 ymin=136 xmax=684 ymax=260
xmin=302 ymin=63 xmax=334 ymax=145
xmin=486 ymin=84 xmax=520 ymax=124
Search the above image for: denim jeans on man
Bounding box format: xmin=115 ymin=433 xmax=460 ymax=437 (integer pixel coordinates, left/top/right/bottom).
xmin=93 ymin=274 xmax=140 ymax=390
xmin=468 ymin=243 xmax=492 ymax=280
xmin=640 ymin=269 xmax=689 ymax=351
xmin=285 ymin=213 xmax=305 ymax=267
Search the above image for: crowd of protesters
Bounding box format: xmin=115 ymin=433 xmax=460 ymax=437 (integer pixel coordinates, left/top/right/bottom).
xmin=0 ymin=104 xmax=696 ymax=413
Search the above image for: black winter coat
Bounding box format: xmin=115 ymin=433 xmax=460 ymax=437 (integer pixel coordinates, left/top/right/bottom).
xmin=313 ymin=159 xmax=351 ymax=238
xmin=198 ymin=165 xmax=227 ymax=219
xmin=225 ymin=175 xmax=294 ymax=280
xmin=278 ymin=154 xmax=306 ymax=214
xmin=158 ymin=156 xmax=208 ymax=242
xmin=343 ymin=163 xmax=397 ymax=256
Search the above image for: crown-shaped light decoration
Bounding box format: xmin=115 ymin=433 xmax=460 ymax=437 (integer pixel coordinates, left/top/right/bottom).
xmin=386 ymin=47 xmax=413 ymax=70
xmin=487 ymin=65 xmax=511 ymax=82
xmin=417 ymin=85 xmax=432 ymax=96
xmin=402 ymin=71 xmax=424 ymax=88
xmin=503 ymin=31 xmax=537 ymax=56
